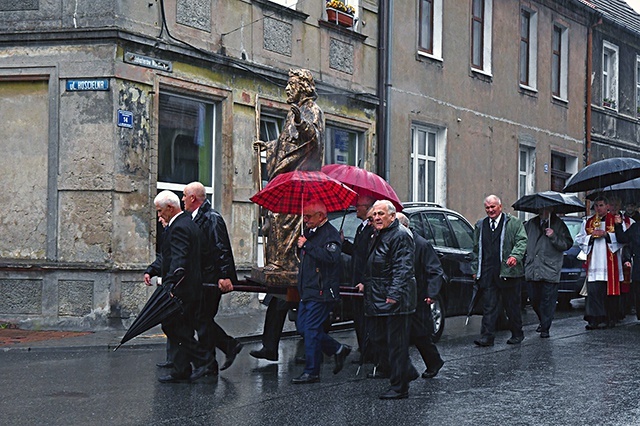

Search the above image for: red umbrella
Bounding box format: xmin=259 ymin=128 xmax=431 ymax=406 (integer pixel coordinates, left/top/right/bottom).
xmin=249 ymin=170 xmax=358 ymax=214
xmin=322 ymin=164 xmax=403 ymax=211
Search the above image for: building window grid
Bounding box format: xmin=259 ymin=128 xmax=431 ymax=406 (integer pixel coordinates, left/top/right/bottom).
xmin=602 ymin=41 xmax=619 ymax=108
xmin=471 ymin=0 xmax=485 ymax=69
xmin=518 ymin=147 xmax=534 ymax=221
xmin=410 ymin=126 xmax=438 ymax=203
xmin=520 ymin=10 xmax=531 ymax=86
xmin=419 ymin=0 xmax=435 ymax=54
xmin=636 ymin=56 xmax=640 ymax=115
xmin=552 ymin=25 xmax=562 ymax=97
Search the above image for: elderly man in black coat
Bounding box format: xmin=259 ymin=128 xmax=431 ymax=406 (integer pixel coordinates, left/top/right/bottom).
xmin=144 ymin=190 xmax=214 ymax=383
xmin=183 ymin=182 xmax=242 ymax=373
xmin=362 ymin=200 xmax=418 ymax=400
xmin=397 ymin=213 xmax=445 ymax=379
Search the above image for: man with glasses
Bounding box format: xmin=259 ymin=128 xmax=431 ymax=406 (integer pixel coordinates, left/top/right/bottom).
xmin=291 ymin=200 xmax=351 ymax=384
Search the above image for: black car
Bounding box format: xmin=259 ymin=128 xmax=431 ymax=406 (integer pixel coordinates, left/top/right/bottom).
xmin=557 ymin=216 xmax=587 ymax=307
xmin=329 ymin=202 xmax=477 ymax=341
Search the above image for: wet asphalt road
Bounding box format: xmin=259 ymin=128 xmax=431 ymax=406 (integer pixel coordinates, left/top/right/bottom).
xmin=2 ymin=302 xmax=640 ymax=426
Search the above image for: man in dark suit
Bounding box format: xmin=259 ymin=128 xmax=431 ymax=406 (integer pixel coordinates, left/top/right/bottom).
xmin=341 ymin=195 xmax=375 ymax=364
xmin=183 ymin=182 xmax=243 ymax=372
xmin=292 ymin=200 xmax=351 ymax=384
xmin=144 ymin=190 xmax=213 ymax=383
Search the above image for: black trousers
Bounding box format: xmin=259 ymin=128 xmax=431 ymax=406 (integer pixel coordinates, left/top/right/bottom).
xmin=410 ymin=306 xmax=442 ymax=371
xmin=161 ymin=299 xmax=213 ymax=376
xmin=480 ymin=280 xmax=523 ymax=342
xmin=198 ymin=286 xmax=239 ymax=356
xmin=369 ymin=314 xmax=414 ymax=393
xmin=632 ymin=281 xmax=640 ymax=320
xmin=529 ymin=281 xmax=558 ymax=333
xmin=262 ymin=296 xmax=297 ymax=352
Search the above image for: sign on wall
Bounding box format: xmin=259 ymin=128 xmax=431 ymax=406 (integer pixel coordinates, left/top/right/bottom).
xmin=66 ymin=79 xmax=110 ymax=91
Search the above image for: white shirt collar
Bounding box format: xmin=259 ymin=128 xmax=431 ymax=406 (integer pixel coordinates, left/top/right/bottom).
xmin=168 ymin=211 xmax=183 ymax=227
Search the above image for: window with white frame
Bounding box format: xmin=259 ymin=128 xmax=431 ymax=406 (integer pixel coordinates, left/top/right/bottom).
xmin=470 ymin=0 xmax=493 ymax=74
xmin=636 ymin=55 xmax=640 ymax=115
xmin=156 ymin=91 xmax=218 ymax=251
xmin=325 ymin=126 xmax=364 ymax=166
xmin=410 ymin=124 xmax=446 ymax=204
xmin=418 ymin=0 xmax=443 ymax=60
xmin=157 ymin=92 xmax=216 ymax=196
xmin=602 ymin=41 xmax=619 ymax=109
xmin=550 ymin=152 xmax=577 ymax=193
xmin=519 ymin=8 xmax=537 ymax=89
xmin=518 ymin=146 xmax=535 ymax=220
xmin=552 ymin=24 xmax=569 ymax=100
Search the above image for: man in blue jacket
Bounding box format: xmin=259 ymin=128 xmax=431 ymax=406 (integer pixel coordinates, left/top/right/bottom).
xmin=292 ymin=200 xmax=351 ymax=384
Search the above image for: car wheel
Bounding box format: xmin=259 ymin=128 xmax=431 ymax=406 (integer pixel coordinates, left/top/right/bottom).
xmin=430 ymin=296 xmax=445 ymax=343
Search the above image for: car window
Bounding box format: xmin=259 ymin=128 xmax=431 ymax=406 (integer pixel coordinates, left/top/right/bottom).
xmin=425 ymin=212 xmax=455 ymax=248
xmin=448 ymin=213 xmax=474 ymax=250
xmin=328 ymin=211 xmax=360 ymax=243
xmin=409 ymin=212 xmax=435 ymax=244
xmin=562 ymin=218 xmax=583 ymax=242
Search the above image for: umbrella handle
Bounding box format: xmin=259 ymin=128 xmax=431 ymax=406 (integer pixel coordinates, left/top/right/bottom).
xmin=339 ymin=210 xmax=347 ymax=231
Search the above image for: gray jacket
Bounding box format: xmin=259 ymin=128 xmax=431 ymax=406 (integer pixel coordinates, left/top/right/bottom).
xmin=524 ymin=214 xmax=573 ymax=283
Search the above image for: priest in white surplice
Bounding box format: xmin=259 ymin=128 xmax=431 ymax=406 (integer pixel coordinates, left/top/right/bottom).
xmin=575 ymin=197 xmax=624 ymax=330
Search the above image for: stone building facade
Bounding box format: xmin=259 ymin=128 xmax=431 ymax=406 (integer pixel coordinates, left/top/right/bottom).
xmin=384 ymin=0 xmax=595 ymax=221
xmin=0 ymin=0 xmax=378 ymax=329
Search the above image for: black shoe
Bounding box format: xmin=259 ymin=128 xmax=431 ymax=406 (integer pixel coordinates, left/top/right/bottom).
xmin=249 ymin=347 xmax=278 ymax=362
xmin=156 ymin=361 xmax=174 ymax=369
xmin=190 ymin=358 xmax=217 ymax=382
xmin=333 ymin=345 xmax=352 ymax=374
xmin=585 ymin=323 xmax=599 ymax=330
xmin=158 ymin=373 xmax=190 ymax=383
xmin=220 ymin=341 xmax=243 ymax=371
xmin=291 ymin=373 xmax=320 ymax=384
xmin=540 ymin=331 xmax=550 ymax=338
xmin=536 ymin=325 xmax=542 ymax=333
xmin=367 ymin=370 xmax=390 ymax=379
xmin=379 ymin=388 xmax=409 ymax=400
xmin=507 ymin=335 xmax=524 ymax=344
xmin=422 ymin=359 xmax=444 ymax=379
xmin=474 ymin=339 xmax=494 ymax=347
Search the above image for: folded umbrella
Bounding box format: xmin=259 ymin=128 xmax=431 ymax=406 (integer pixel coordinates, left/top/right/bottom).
xmin=512 ymin=191 xmax=585 ymax=214
xmin=563 ymin=157 xmax=640 ymax=193
xmin=113 ymin=285 xmax=183 ymax=351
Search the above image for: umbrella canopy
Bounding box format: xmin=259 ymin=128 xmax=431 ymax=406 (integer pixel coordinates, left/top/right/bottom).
xmin=113 ymin=285 xmax=183 ymax=351
xmin=321 ymin=164 xmax=403 ymax=211
xmin=563 ymin=157 xmax=640 ymax=193
xmin=512 ymin=191 xmax=585 ymax=214
xmin=586 ymin=177 xmax=640 ymax=205
xmin=249 ymin=170 xmax=358 ymax=214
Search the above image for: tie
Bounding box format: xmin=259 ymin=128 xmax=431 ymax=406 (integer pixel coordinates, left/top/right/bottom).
xmin=490 ymin=220 xmax=496 ymax=231
xmin=356 ymin=223 xmax=364 ymax=236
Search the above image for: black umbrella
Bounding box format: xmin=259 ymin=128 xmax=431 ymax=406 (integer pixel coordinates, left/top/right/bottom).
xmin=563 ymin=157 xmax=640 ymax=193
xmin=512 ymin=191 xmax=585 ymax=214
xmin=586 ymin=177 xmax=640 ymax=204
xmin=465 ymin=282 xmax=483 ymax=325
xmin=113 ymin=285 xmax=183 ymax=351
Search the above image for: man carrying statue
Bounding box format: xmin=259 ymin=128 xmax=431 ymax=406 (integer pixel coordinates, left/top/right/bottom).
xmin=254 ymin=68 xmax=325 ymax=274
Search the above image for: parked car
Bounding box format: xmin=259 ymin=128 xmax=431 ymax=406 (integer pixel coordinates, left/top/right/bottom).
xmin=557 ymin=216 xmax=587 ymax=308
xmin=329 ymin=202 xmax=477 ymax=342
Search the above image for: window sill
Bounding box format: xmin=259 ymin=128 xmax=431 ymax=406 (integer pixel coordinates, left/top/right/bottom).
xmin=253 ymin=0 xmax=309 ymax=21
xmin=318 ymin=20 xmax=367 ymax=42
xmin=519 ymin=84 xmax=537 ymax=94
xmin=552 ymin=95 xmax=568 ymax=106
xmin=470 ymin=67 xmax=492 ymax=82
xmin=417 ymin=50 xmax=443 ymax=62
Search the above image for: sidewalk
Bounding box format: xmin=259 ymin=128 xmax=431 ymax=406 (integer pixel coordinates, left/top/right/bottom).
xmin=0 ymin=310 xmax=297 ymax=352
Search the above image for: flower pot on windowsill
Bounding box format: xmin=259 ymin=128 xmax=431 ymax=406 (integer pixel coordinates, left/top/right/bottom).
xmin=603 ymin=99 xmax=616 ymax=109
xmin=326 ymin=8 xmax=354 ymax=28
